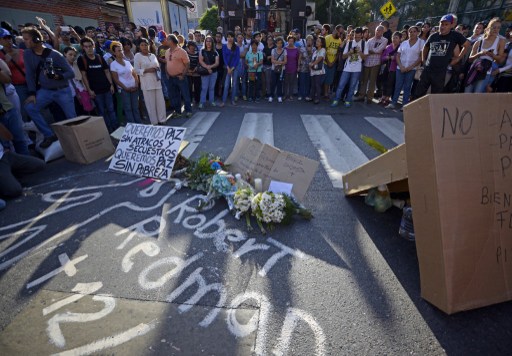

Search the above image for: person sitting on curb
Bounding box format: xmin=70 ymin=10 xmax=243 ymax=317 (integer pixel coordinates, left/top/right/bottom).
xmin=0 ymin=123 xmax=45 ymax=205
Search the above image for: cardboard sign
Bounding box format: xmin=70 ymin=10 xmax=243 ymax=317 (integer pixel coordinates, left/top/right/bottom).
xmin=109 ymin=124 xmax=186 ymax=180
xmin=343 ymin=143 xmax=409 ymax=196
xmin=404 ymin=94 xmax=512 ymax=314
xmin=226 ymin=137 xmax=319 ymax=201
xmin=51 ymin=116 xmax=114 ymax=164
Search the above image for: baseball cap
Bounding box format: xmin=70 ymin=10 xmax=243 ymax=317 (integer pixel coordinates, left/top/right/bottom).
xmin=103 ymin=40 xmax=112 ymax=51
xmin=292 ymin=28 xmax=300 ymax=33
xmin=0 ymin=28 xmax=12 ymax=38
xmin=157 ymin=30 xmax=167 ymax=43
xmin=440 ymin=14 xmax=454 ymax=24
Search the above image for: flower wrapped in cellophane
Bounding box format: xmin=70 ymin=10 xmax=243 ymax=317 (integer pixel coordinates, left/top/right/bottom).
xmin=199 ymin=170 xmax=237 ymax=210
xmin=184 ymin=153 xmax=225 ymax=192
xmin=249 ymin=191 xmax=313 ymax=234
xmin=233 ymin=186 xmax=255 ymax=230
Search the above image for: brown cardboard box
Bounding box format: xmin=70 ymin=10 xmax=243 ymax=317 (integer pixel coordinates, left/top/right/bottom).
xmin=343 ymin=143 xmax=409 ymax=196
xmin=225 ymin=137 xmax=319 ymax=201
xmin=52 ymin=116 xmax=114 ymax=164
xmin=404 ymin=94 xmax=512 ymax=314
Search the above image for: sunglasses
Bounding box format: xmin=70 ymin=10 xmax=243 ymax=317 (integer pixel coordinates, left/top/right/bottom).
xmin=97 ymin=36 xmax=105 ymax=39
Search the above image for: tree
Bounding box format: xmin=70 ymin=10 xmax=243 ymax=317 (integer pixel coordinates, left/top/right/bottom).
xmin=198 ymin=5 xmax=220 ymax=34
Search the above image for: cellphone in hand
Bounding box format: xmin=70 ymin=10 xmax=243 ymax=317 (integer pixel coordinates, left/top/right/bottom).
xmin=61 ymin=26 xmax=70 ymax=32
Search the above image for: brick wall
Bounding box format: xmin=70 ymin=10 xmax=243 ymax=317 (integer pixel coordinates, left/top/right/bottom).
xmin=1 ymin=0 xmax=125 ymax=29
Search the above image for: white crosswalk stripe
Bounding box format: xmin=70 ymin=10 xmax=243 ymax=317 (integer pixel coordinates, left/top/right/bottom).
xmin=363 ymin=117 xmax=404 ymax=145
xmin=301 ymin=115 xmax=369 ymax=188
xmin=237 ymin=113 xmax=274 ymax=146
xmin=180 ymin=112 xmax=403 ymax=190
xmin=181 ymin=112 xmax=220 ymax=158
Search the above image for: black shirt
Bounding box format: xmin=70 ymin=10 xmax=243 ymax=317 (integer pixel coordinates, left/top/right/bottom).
xmin=263 ymin=45 xmax=274 ymax=66
xmin=425 ymin=31 xmax=467 ymax=72
xmin=201 ymin=49 xmax=219 ymax=73
xmin=77 ymin=54 xmax=111 ymax=94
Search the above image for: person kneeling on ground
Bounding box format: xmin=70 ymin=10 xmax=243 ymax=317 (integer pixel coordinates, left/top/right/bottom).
xmin=0 ymin=123 xmax=45 ymax=206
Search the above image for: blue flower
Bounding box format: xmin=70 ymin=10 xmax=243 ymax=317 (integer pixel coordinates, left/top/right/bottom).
xmin=211 ymin=162 xmax=221 ymax=170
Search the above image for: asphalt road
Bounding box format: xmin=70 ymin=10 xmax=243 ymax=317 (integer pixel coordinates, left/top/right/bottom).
xmin=0 ymin=99 xmax=511 ymax=355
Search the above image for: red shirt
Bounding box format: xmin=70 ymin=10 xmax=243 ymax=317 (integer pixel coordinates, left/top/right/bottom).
xmin=0 ymin=49 xmax=26 ymax=85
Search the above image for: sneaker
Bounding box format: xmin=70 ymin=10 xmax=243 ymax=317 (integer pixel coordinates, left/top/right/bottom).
xmin=248 ymin=97 xmax=254 ymax=102
xmin=298 ymin=97 xmax=302 ymax=101
xmin=255 ymin=97 xmax=260 ymax=103
xmin=268 ymin=97 xmax=273 ymax=103
xmin=385 ymin=103 xmax=396 ymax=109
xmin=184 ymin=112 xmax=193 ymax=118
xmin=219 ymin=102 xmax=225 ymax=107
xmin=235 ymin=96 xmax=239 ymax=101
xmin=305 ymin=97 xmax=312 ymax=102
xmin=198 ymin=103 xmax=204 ymax=109
xmin=211 ymin=102 xmax=217 ymax=107
xmin=353 ymin=96 xmax=365 ymax=102
xmin=277 ymin=97 xmax=283 ymax=103
xmin=39 ymin=135 xmax=58 ymax=149
xmin=243 ymin=95 xmax=248 ymax=101
xmin=231 ymin=100 xmax=237 ymax=106
xmin=330 ymin=100 xmax=339 ymax=107
xmin=344 ymin=101 xmax=352 ymax=108
xmin=171 ymin=112 xmax=183 ymax=119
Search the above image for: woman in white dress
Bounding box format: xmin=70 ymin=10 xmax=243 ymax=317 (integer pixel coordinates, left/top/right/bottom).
xmin=134 ymin=38 xmax=167 ymax=125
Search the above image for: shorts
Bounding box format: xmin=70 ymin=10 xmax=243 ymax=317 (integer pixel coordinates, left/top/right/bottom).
xmin=323 ymin=65 xmax=336 ymax=85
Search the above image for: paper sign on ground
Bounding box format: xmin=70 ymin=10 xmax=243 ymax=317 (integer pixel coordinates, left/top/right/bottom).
xmin=226 ymin=137 xmax=319 ymax=201
xmin=109 ymin=123 xmax=186 ymax=180
xmin=268 ymin=181 xmax=293 ymax=195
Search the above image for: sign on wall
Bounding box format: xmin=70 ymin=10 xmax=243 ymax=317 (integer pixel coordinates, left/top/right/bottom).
xmin=130 ymin=1 xmax=164 ymax=31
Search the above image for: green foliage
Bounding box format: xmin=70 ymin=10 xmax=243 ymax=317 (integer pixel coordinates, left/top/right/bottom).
xmin=198 ymin=5 xmax=220 ymax=34
xmin=396 ymin=0 xmax=450 ymax=22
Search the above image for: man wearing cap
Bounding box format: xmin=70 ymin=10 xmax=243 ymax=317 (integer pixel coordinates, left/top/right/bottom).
xmin=415 ymin=14 xmax=470 ymax=97
xmin=165 ymin=34 xmax=192 ymax=118
xmin=53 ymin=25 xmax=81 ymax=54
xmin=78 ymin=36 xmax=118 ymax=132
xmin=293 ymin=28 xmax=306 ymax=48
xmin=21 ymin=27 xmax=76 ymax=149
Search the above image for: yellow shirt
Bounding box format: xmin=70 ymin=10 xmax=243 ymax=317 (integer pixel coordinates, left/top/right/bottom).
xmin=325 ymin=34 xmax=341 ymax=65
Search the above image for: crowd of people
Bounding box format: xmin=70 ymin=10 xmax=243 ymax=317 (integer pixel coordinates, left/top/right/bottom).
xmin=0 ymin=13 xmax=511 ymax=207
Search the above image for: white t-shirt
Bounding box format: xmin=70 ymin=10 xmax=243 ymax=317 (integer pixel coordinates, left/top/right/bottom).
xmin=343 ymin=40 xmax=369 ymax=72
xmin=310 ymin=48 xmax=326 ymax=76
xmin=110 ymin=60 xmax=136 ymax=89
xmin=397 ymin=38 xmax=425 ymax=70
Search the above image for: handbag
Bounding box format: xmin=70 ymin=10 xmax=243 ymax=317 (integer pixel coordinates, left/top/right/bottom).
xmin=273 ymin=49 xmax=284 ymax=73
xmin=197 ymin=49 xmax=211 ymax=76
xmin=76 ymin=88 xmax=95 ymax=112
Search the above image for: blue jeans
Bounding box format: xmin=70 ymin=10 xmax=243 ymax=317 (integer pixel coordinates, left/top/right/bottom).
xmin=237 ymin=65 xmax=247 ymax=98
xmin=14 ymin=84 xmax=29 ymax=121
xmin=392 ymin=69 xmax=416 ymax=106
xmin=334 ymin=71 xmax=361 ymax=103
xmin=25 ymin=87 xmax=76 ymax=138
xmin=168 ymin=76 xmax=192 ymax=113
xmin=94 ymin=92 xmax=118 ymax=131
xmin=465 ymin=74 xmax=492 ymax=93
xmin=121 ymin=90 xmax=142 ymax=123
xmin=222 ymin=68 xmax=238 ymax=103
xmin=201 ymin=72 xmax=218 ymax=104
xmin=298 ymin=72 xmax=311 ymax=98
xmin=0 ymin=107 xmax=29 ymax=155
xmin=271 ymin=71 xmax=284 ymax=98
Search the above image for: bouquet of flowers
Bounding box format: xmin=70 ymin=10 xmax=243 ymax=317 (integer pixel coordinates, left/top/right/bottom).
xmin=248 ymin=191 xmax=313 ymax=234
xmin=184 ymin=153 xmax=225 ymax=192
xmin=233 ymin=186 xmax=255 ymax=230
xmin=198 ymin=170 xmax=238 ymax=210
